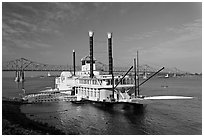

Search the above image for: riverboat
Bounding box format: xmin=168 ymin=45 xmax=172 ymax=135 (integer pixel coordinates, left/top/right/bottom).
xmin=55 ymin=31 xmax=150 ymax=106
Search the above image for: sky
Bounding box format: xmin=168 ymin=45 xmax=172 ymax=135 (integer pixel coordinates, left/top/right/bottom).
xmin=2 ymin=2 xmax=202 ymax=73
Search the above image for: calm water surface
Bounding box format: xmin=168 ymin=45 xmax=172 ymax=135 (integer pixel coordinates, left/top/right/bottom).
xmin=2 ymin=75 xmax=202 ymax=135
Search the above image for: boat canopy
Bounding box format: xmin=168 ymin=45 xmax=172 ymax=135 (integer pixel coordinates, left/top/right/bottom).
xmin=60 ymin=71 xmax=72 ymax=78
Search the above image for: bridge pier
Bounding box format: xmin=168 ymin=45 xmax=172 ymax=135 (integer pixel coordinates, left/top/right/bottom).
xmin=15 ymin=70 xmax=25 ymax=82
xmin=20 ymin=71 xmax=24 ymax=82
xmin=15 ymin=71 xmax=20 ymax=82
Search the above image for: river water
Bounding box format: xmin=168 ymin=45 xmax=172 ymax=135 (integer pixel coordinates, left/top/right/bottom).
xmin=2 ymin=74 xmax=202 ymax=135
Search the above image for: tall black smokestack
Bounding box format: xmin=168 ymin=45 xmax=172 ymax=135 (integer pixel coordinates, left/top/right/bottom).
xmin=73 ymin=49 xmax=75 ymax=76
xmin=89 ymin=31 xmax=94 ymax=78
xmin=108 ymin=32 xmax=113 ymax=75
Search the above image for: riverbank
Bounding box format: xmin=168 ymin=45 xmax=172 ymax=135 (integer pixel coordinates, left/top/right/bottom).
xmin=2 ymin=98 xmax=65 ymax=135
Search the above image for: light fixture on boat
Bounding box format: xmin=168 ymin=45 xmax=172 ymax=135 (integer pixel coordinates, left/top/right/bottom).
xmin=89 ymin=31 xmax=94 ymax=37
xmin=107 ymin=32 xmax=112 ymax=38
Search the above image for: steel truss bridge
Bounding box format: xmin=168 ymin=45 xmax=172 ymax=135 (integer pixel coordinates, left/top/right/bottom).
xmin=2 ymin=58 xmax=158 ymax=73
xmin=2 ymin=58 xmax=73 ymax=72
xmin=2 ymin=58 xmax=178 ymax=82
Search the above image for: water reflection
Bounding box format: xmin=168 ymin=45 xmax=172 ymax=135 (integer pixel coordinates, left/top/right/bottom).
xmin=17 ymin=76 xmax=202 ymax=135
xmin=16 ymin=81 xmax=27 ymax=97
xmin=84 ymin=103 xmax=148 ymax=134
xmin=26 ymin=102 xmax=148 ymax=135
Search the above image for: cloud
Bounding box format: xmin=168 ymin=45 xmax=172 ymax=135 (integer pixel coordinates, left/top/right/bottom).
xmin=2 ymin=45 xmax=16 ymax=57
xmin=125 ymin=18 xmax=202 ymax=67
xmin=165 ymin=18 xmax=201 ymax=36
xmin=124 ymin=30 xmax=159 ymax=42
xmin=140 ymin=19 xmax=202 ymax=63
xmin=129 ymin=18 xmax=201 ymax=52
xmin=2 ymin=2 xmax=86 ymax=51
xmin=160 ymin=18 xmax=201 ymax=49
xmin=34 ymin=42 xmax=52 ymax=48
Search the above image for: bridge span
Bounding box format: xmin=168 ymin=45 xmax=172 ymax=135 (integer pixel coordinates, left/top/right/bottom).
xmin=2 ymin=58 xmax=176 ymax=82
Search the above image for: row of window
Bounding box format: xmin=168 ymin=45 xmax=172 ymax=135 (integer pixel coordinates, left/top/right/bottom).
xmin=79 ymin=79 xmax=100 ymax=85
xmin=76 ymin=87 xmax=99 ymax=98
xmin=78 ymin=78 xmax=135 ymax=85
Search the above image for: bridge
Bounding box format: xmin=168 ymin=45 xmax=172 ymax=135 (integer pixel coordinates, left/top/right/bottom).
xmin=2 ymin=58 xmax=158 ymax=72
xmin=2 ymin=58 xmax=73 ymax=72
xmin=2 ymin=58 xmax=74 ymax=82
xmin=2 ymin=58 xmax=183 ymax=82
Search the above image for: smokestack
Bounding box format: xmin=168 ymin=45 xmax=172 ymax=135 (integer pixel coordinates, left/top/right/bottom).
xmin=73 ymin=49 xmax=75 ymax=76
xmin=108 ymin=32 xmax=113 ymax=75
xmin=89 ymin=31 xmax=94 ymax=78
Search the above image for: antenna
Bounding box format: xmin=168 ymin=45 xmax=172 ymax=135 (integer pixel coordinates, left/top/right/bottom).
xmin=73 ymin=49 xmax=75 ymax=76
xmin=137 ymin=50 xmax=140 ymax=96
xmin=134 ymin=58 xmax=137 ymax=97
xmin=112 ymin=57 xmax=114 ymax=101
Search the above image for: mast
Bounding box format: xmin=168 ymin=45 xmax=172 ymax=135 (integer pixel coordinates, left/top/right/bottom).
xmin=112 ymin=58 xmax=114 ymax=100
xmin=137 ymin=50 xmax=140 ymax=96
xmin=134 ymin=58 xmax=137 ymax=97
xmin=73 ymin=49 xmax=75 ymax=76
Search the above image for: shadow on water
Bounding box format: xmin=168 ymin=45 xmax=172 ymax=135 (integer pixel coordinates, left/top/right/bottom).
xmin=90 ymin=102 xmax=146 ymax=115
xmin=88 ymin=103 xmax=148 ymax=134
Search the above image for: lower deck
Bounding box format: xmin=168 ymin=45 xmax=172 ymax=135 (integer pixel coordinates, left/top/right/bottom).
xmin=74 ymin=86 xmax=116 ymax=102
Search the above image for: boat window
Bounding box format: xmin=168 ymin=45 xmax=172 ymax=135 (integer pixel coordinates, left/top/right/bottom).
xmin=107 ymin=79 xmax=110 ymax=85
xmin=130 ymin=78 xmax=132 ymax=84
xmin=127 ymin=78 xmax=129 ymax=84
xmin=95 ymin=80 xmax=98 ymax=85
xmin=93 ymin=80 xmax=96 ymax=85
xmin=115 ymin=79 xmax=119 ymax=85
xmin=122 ymin=79 xmax=126 ymax=84
xmin=82 ymin=60 xmax=85 ymax=65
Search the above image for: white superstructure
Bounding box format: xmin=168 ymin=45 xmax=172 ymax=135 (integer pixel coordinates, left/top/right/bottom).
xmin=55 ymin=55 xmax=135 ymax=102
xmin=55 ymin=31 xmax=141 ymax=103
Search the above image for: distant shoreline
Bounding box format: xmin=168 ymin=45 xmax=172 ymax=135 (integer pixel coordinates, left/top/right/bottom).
xmin=2 ymin=98 xmax=65 ymax=135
